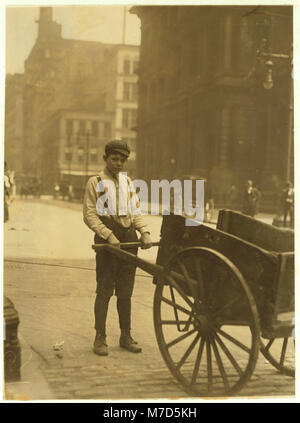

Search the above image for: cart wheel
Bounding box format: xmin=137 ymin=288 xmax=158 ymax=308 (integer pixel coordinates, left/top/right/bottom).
xmin=260 ymin=336 xmax=295 ymax=377
xmin=153 ymin=247 xmax=260 ymax=397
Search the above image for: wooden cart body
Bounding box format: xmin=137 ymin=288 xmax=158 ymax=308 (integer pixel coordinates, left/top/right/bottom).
xmin=155 ymin=210 xmax=294 ymax=339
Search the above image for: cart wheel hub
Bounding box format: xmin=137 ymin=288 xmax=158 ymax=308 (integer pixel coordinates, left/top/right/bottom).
xmin=194 ymin=314 xmax=210 ymax=334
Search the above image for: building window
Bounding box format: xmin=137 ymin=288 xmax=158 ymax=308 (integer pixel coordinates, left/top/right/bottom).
xmin=79 ymin=120 xmax=86 ymax=136
xmin=122 ymin=109 xmax=137 ymax=129
xmin=123 ymin=82 xmax=138 ymax=102
xmin=90 ymin=148 xmax=98 ymax=164
xmin=123 ymin=109 xmax=130 ymax=129
xmin=91 ymin=121 xmax=98 ymax=137
xmin=132 ymin=109 xmax=137 ymax=127
xmin=65 ymin=148 xmax=72 ymax=162
xmin=123 ymin=59 xmax=131 ymax=75
xmin=104 ymin=121 xmax=111 ymax=138
xmin=77 ymin=147 xmax=84 ymax=163
xmin=66 ymin=120 xmax=73 ymax=136
xmin=132 ymin=83 xmax=138 ymax=102
xmin=133 ymin=60 xmax=139 ymax=74
xmin=123 ymin=82 xmax=131 ymax=101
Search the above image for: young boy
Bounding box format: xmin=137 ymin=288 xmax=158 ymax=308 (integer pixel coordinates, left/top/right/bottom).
xmin=83 ymin=140 xmax=152 ymax=355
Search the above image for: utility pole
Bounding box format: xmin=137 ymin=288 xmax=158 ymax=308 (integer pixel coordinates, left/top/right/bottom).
xmin=67 ymin=134 xmax=71 ymax=187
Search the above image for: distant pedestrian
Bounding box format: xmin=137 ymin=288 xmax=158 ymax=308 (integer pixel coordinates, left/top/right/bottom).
xmin=282 ymin=181 xmax=294 ymax=228
xmin=83 ymin=140 xmax=152 ymax=356
xmin=8 ymin=170 xmax=16 ymax=202
xmin=242 ymin=180 xmax=261 ymax=218
xmin=20 ymin=179 xmax=29 ymax=199
xmin=204 ymin=180 xmax=214 ymax=223
xmin=68 ymin=184 xmax=74 ymax=201
xmin=4 ymin=162 xmax=11 ymax=222
xmin=54 ymin=183 xmax=60 ymax=199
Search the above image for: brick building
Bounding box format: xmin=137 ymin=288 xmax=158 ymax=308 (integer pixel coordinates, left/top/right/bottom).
xmin=6 ymin=7 xmax=140 ymax=194
xmin=5 ymin=73 xmax=24 ymax=175
xmin=131 ymin=6 xmax=293 ymax=208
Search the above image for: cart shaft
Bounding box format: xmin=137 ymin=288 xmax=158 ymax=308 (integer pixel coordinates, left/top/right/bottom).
xmin=93 ymin=241 xmax=160 ymax=250
xmin=98 ymin=244 xmax=164 ymax=278
xmin=92 ymin=242 xmax=199 ymax=287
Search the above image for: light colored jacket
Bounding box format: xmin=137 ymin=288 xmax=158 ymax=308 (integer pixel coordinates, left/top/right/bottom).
xmin=83 ymin=168 xmax=148 ymax=240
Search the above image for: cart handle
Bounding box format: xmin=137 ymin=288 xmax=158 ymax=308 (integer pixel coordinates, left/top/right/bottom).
xmin=92 ymin=241 xmax=160 ymax=250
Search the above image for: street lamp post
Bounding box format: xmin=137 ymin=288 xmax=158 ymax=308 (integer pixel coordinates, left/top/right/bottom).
xmin=256 ymin=38 xmax=293 ymax=227
xmin=256 ymin=38 xmax=293 ymax=185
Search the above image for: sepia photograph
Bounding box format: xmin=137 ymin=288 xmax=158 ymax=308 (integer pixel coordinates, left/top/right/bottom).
xmin=2 ymin=0 xmax=296 ymax=403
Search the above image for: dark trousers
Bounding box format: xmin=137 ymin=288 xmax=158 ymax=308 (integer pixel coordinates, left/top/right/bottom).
xmin=94 ymin=220 xmax=138 ymax=335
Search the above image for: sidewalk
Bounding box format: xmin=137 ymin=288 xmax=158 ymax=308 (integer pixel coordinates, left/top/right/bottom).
xmin=4 ymin=333 xmax=54 ymax=401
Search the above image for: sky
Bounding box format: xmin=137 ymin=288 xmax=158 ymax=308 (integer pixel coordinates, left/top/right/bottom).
xmin=5 ymin=5 xmax=141 ymax=74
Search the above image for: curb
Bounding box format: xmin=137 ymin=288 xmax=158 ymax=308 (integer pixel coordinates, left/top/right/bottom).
xmin=4 ymin=332 xmax=54 ymax=401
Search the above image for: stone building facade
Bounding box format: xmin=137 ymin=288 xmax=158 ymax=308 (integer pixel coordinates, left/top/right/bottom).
xmin=40 ymin=109 xmax=114 ymax=197
xmin=131 ymin=6 xmax=293 ymax=208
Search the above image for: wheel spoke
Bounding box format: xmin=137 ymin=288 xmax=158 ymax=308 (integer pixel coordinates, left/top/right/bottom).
xmin=265 ymin=338 xmax=275 ymax=352
xmin=193 ymin=256 xmax=205 ymax=301
xmin=160 ymin=295 xmax=193 ymax=316
xmin=206 ymin=338 xmax=213 ymax=392
xmin=190 ymin=336 xmax=205 ymax=385
xmin=166 ymin=328 xmax=197 ymax=349
xmin=166 ymin=274 xmax=195 ymax=309
xmin=210 ymin=335 xmax=230 ymax=391
xmin=177 ymin=260 xmax=199 ymax=302
xmin=280 ymin=338 xmax=288 ymax=366
xmin=169 ymin=285 xmax=181 ymax=328
xmin=215 ymin=333 xmax=243 ymax=376
xmin=218 ymin=329 xmax=251 ymax=353
xmin=176 ymin=333 xmax=200 ymax=370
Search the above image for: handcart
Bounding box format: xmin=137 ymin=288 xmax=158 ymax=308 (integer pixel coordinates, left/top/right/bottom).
xmin=93 ymin=209 xmax=295 ymax=397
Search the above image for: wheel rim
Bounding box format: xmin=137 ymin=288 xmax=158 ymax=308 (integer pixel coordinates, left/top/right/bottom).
xmin=260 ymin=336 xmax=295 ymax=377
xmin=153 ymin=247 xmax=260 ymax=397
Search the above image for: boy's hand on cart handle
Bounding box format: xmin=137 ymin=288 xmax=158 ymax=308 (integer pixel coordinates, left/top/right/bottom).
xmin=107 ymin=233 xmax=121 ymax=248
xmin=140 ymin=232 xmax=152 ymax=249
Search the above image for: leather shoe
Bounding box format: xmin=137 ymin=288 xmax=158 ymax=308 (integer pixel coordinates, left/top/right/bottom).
xmin=93 ymin=333 xmax=108 ymax=356
xmin=120 ymin=333 xmax=142 ymax=353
